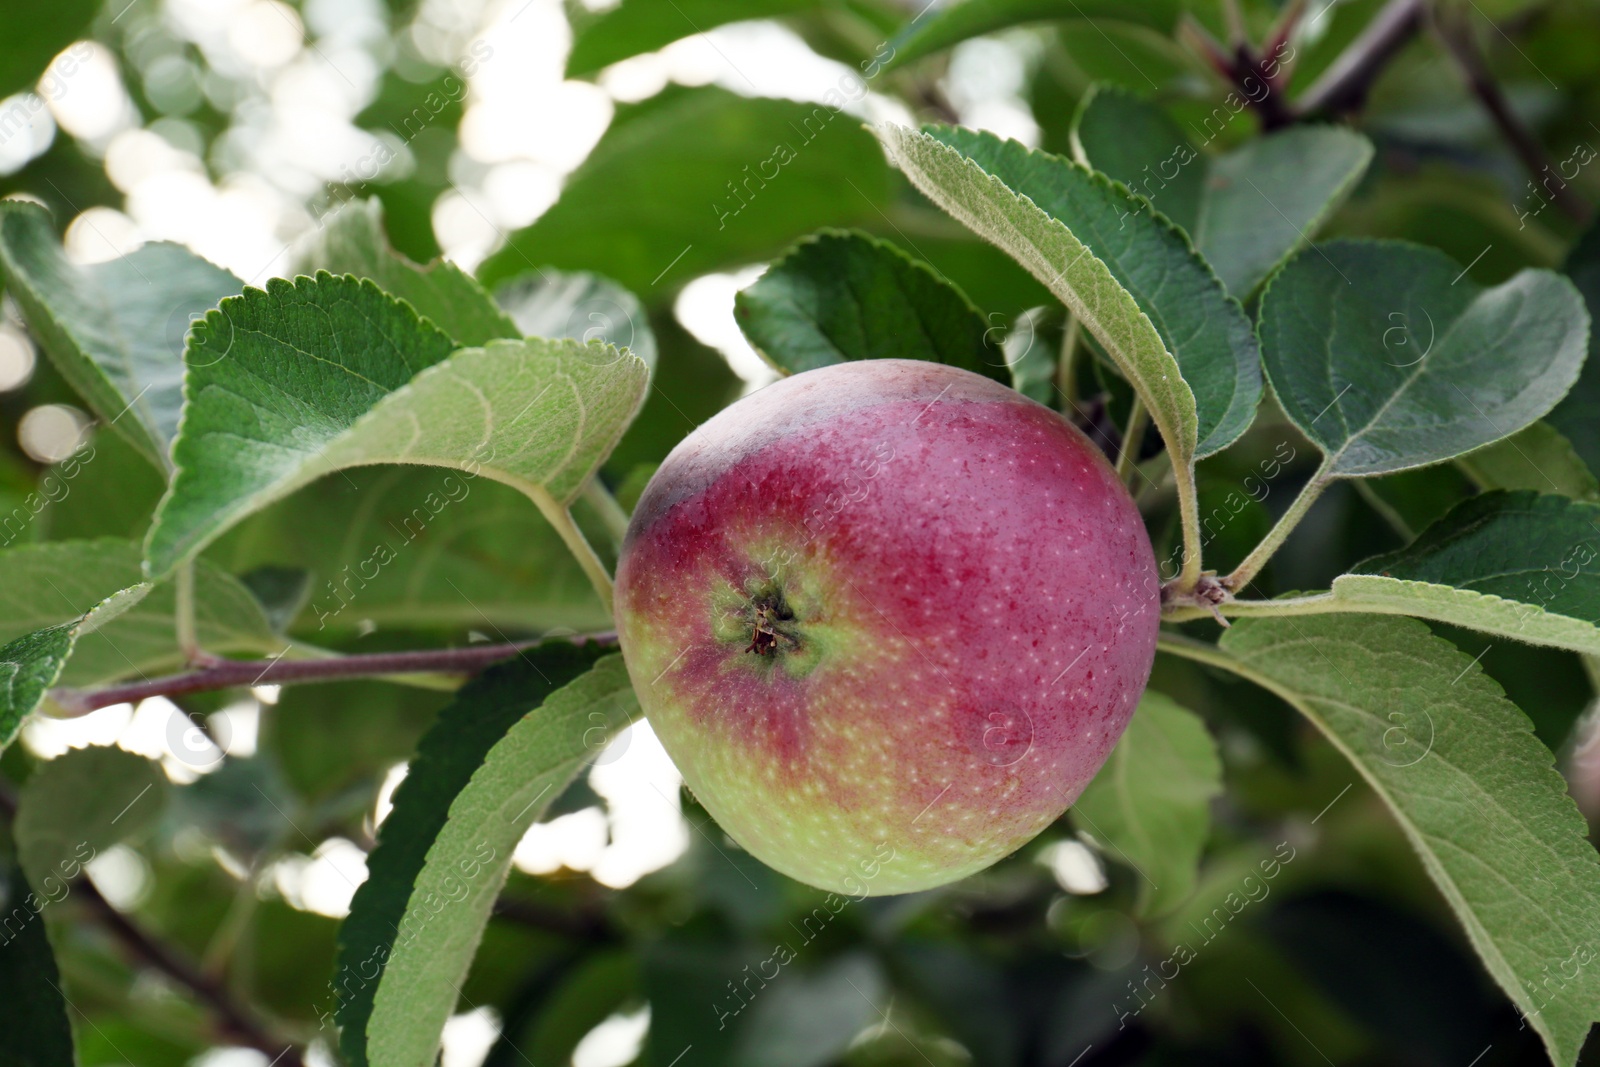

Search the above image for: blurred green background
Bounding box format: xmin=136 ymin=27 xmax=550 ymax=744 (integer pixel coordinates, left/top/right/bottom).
xmin=1 ymin=0 xmax=1598 ymax=1064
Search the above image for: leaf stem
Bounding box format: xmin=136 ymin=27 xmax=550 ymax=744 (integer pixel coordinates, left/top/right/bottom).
xmin=501 ymin=475 xmax=617 ymax=615
xmin=49 ymin=635 xmax=617 ymax=715
xmin=175 ymin=560 xmax=199 ymax=664
xmin=1156 ymin=630 xmax=1291 ymax=703
xmin=1163 ymin=591 xmax=1338 ymax=622
xmin=1171 ymin=464 xmax=1207 ymax=594
xmin=1178 ymin=14 xmax=1293 ymax=129
xmin=1056 ymin=314 xmax=1081 ymax=413
xmin=1224 ymin=461 xmax=1333 ymax=592
xmin=1116 ymin=397 xmax=1148 ymax=486
xmin=1262 ymin=0 xmax=1308 ymax=62
xmin=580 ymin=478 xmax=632 ymax=554
xmin=554 ymin=505 xmax=616 ymax=613
xmin=1156 ymin=630 xmax=1246 ymax=674
xmin=1353 ymin=479 xmax=1415 ymax=541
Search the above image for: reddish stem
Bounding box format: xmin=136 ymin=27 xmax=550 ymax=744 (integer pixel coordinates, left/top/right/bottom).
xmin=51 ymin=634 xmax=619 ymax=715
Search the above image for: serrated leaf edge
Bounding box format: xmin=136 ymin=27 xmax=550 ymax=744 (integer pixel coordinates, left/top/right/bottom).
xmin=1258 ymin=238 xmax=1592 ymax=478
xmin=734 ymin=226 xmax=1004 ymax=381
xmin=919 ymin=122 xmax=1263 ymax=457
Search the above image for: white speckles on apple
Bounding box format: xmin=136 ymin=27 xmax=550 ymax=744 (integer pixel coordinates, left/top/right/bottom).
xmin=615 ymin=361 xmax=1158 ymax=895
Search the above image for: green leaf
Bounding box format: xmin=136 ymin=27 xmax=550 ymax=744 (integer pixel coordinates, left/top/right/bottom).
xmin=0 ymin=854 xmax=76 ymax=1067
xmin=1258 ymin=239 xmax=1589 ymax=477
xmin=510 ymin=951 xmax=638 ymax=1067
xmin=644 ymin=935 xmax=888 ymax=1067
xmin=0 ymin=1 xmax=95 ymax=98
xmin=566 ymin=0 xmax=819 ymax=77
xmin=15 ymin=746 xmax=168 ymax=885
xmin=337 ymin=647 xmax=637 ymax=1067
xmin=730 ymin=953 xmax=888 ymax=1067
xmin=879 ymin=122 xmax=1194 ymax=465
xmin=0 ymin=539 xmax=280 ymax=690
xmin=1072 ymin=86 xmax=1373 ymax=297
xmin=1547 ymin=219 xmax=1600 ymax=478
xmin=208 ymin=467 xmax=609 ymax=637
xmin=477 ymin=87 xmax=895 ymax=296
xmin=32 ymin=432 xmax=167 ymax=544
xmin=1226 ymin=490 xmax=1600 ymax=655
xmin=883 ymin=0 xmax=1180 ymax=72
xmin=1069 ymin=85 xmax=1205 ymax=238
xmin=494 ymin=270 xmax=657 ymax=373
xmin=605 ymin=310 xmax=742 ymax=476
xmin=0 ymin=201 xmax=243 ymax=469
xmin=871 ymin=224 xmax=1054 ymax=320
xmin=1053 ymin=20 xmax=1195 ymax=102
xmin=1278 ymin=491 xmax=1600 ymax=654
xmin=237 ymin=565 xmax=314 ymax=633
xmin=1328 ymin=164 xmax=1559 ymax=286
xmin=1457 ymin=422 xmax=1599 ymax=502
xmin=265 ymin=680 xmax=447 ymax=803
xmin=926 ymin=124 xmax=1263 ymax=454
xmin=1002 ymin=306 xmax=1057 ymax=404
xmin=0 ymin=624 xmax=79 ymax=756
xmin=294 ymin=198 xmax=518 ymax=347
xmin=1074 ymin=691 xmax=1222 ymax=918
xmin=1215 ymin=615 xmax=1600 ymax=1067
xmin=145 ymin=273 xmax=649 ymax=577
xmin=0 ymin=575 xmax=149 ymax=753
xmin=733 ymin=228 xmax=1005 ymax=382
xmin=1198 ymin=128 xmax=1372 ymax=299
xmin=884 ymin=123 xmax=1261 ymax=458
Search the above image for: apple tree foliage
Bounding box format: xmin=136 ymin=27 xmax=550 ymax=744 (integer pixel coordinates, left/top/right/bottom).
xmin=2 ymin=1 xmax=1600 ymax=1065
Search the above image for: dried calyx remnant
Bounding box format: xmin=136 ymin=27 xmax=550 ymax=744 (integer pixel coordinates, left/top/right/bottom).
xmin=1162 ymin=572 xmax=1232 ymax=625
xmin=744 ymin=592 xmax=799 ymax=656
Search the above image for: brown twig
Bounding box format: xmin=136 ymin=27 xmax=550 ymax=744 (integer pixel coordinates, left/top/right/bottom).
xmin=1242 ymin=42 xmax=1297 ymax=130
xmin=1177 ymin=16 xmax=1294 ymax=130
xmin=49 ymin=634 xmax=619 ymax=715
xmin=0 ymin=782 xmax=302 ymax=1064
xmin=1296 ymin=0 xmax=1427 ymax=117
xmin=1432 ymin=3 xmax=1589 ymax=223
xmin=75 ymin=879 xmax=307 ymax=1067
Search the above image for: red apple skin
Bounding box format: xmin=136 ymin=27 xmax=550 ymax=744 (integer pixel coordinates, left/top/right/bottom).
xmin=614 ymin=360 xmax=1160 ymax=895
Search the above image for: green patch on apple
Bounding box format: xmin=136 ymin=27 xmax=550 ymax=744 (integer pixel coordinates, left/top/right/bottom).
xmin=615 ymin=360 xmax=1162 ymax=895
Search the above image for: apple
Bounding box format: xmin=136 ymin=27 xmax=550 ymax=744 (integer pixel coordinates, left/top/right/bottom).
xmin=614 ymin=360 xmax=1160 ymax=895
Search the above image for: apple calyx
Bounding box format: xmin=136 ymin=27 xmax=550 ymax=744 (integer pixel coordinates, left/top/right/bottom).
xmin=711 ymin=574 xmax=826 ymax=679
xmin=742 ymin=592 xmax=799 ymax=656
